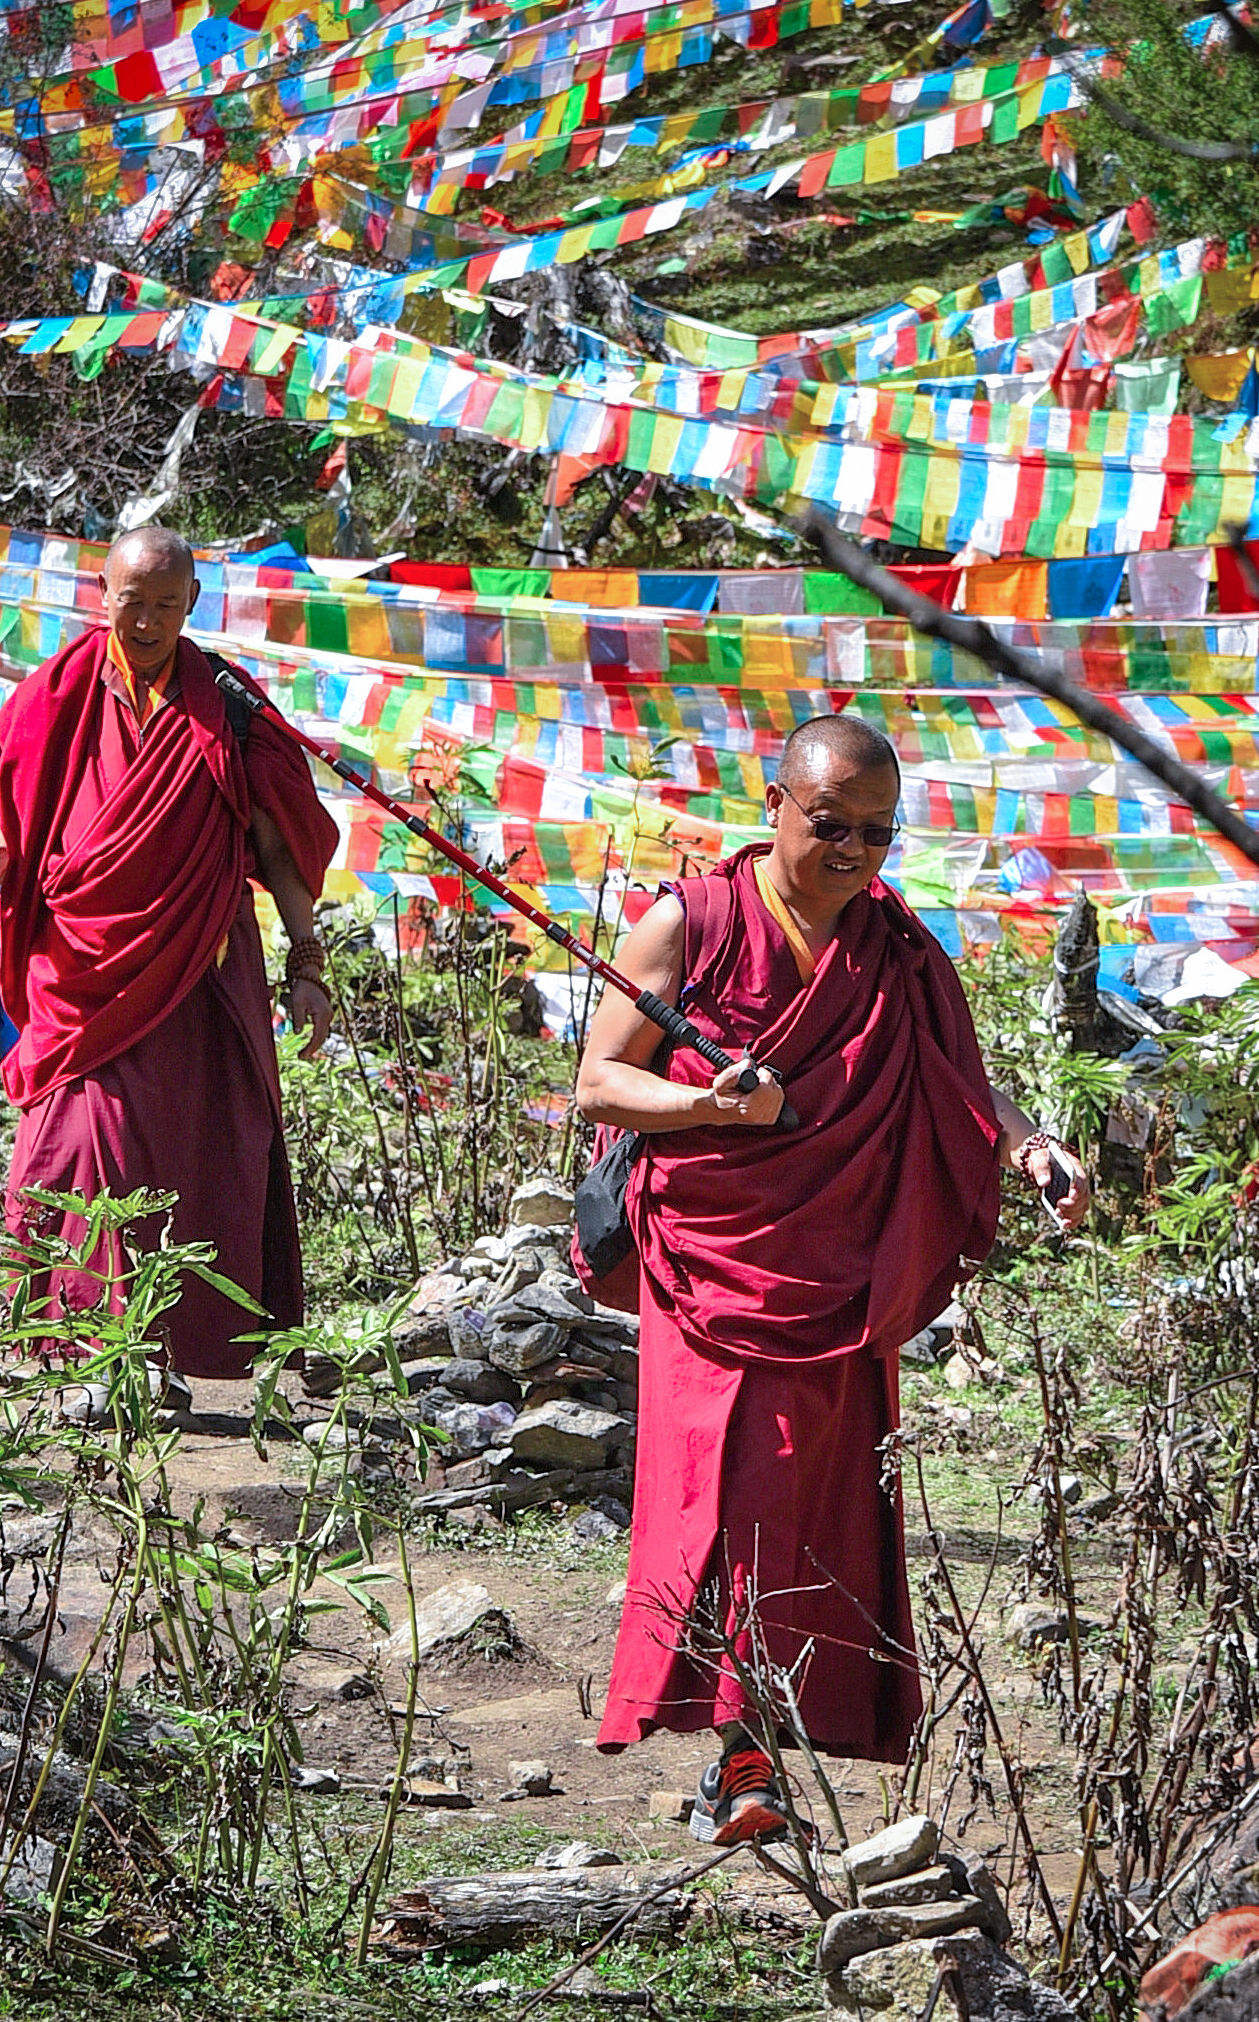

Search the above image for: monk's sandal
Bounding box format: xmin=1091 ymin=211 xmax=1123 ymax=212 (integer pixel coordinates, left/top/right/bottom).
xmin=689 ymin=1746 xmax=792 ymax=1846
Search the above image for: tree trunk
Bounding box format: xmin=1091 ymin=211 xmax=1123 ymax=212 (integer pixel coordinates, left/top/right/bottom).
xmin=374 ymin=1865 xmax=689 ymax=1952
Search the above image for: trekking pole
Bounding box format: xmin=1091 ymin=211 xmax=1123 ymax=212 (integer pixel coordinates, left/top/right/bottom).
xmin=213 ymin=667 xmax=799 ymax=1129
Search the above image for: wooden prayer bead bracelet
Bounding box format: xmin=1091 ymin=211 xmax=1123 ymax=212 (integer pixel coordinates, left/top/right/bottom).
xmin=1014 ymin=1128 xmax=1065 ymax=1184
xmin=285 ymin=935 xmax=328 ymax=991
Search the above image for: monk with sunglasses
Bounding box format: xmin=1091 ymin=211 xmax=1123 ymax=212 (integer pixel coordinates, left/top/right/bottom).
xmin=577 ymin=713 xmax=1088 ymax=1844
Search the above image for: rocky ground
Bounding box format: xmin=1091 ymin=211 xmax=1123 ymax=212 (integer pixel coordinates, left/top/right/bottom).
xmin=3 ymin=1181 xmax=1240 ymax=2016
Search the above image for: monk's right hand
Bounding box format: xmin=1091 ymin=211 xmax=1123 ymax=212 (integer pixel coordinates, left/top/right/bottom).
xmin=707 ymin=1058 xmax=784 ymax=1128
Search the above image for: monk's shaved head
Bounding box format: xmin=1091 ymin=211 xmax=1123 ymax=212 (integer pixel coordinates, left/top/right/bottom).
xmin=778 ymin=713 xmax=900 ymax=791
xmin=104 ymin=526 xmax=196 ymax=585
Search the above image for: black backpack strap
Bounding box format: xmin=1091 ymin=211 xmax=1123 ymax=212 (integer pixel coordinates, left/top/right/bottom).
xmin=204 ymin=651 xmax=252 ymax=746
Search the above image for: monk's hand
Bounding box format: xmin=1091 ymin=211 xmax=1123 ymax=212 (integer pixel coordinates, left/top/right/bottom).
xmin=1025 ymin=1138 xmax=1091 ymax=1231
xmin=708 ymin=1057 xmax=784 ymax=1128
xmin=288 ymin=978 xmax=334 ymax=1061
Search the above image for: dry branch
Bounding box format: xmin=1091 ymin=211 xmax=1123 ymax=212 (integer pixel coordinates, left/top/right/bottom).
xmin=801 ymin=511 xmax=1259 ymax=871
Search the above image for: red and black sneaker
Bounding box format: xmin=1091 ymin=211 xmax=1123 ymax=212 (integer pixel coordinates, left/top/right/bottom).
xmin=688 ymin=1745 xmax=791 ymax=1846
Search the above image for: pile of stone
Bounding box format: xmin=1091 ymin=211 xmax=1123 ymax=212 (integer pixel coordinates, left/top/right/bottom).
xmin=816 ymin=1815 xmax=1074 ymax=2020
xmin=305 ymin=1177 xmax=636 ymax=1523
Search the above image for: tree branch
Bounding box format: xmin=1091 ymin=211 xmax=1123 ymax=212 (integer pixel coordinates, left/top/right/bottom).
xmin=1065 ymin=56 xmax=1257 ymax=161
xmin=800 ymin=510 xmax=1259 ymax=871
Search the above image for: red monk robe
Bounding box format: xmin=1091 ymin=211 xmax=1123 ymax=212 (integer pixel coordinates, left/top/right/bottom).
xmin=0 ymin=627 xmax=337 ymax=1378
xmin=597 ymin=847 xmax=1001 ymax=1759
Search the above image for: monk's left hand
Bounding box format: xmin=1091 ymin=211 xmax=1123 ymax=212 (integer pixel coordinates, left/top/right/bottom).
xmin=1025 ymin=1139 xmax=1091 ymax=1231
xmin=288 ymin=978 xmax=334 ymax=1061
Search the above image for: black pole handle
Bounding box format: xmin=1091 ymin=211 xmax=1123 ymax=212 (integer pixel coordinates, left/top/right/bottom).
xmin=636 ymin=991 xmax=798 ymax=1131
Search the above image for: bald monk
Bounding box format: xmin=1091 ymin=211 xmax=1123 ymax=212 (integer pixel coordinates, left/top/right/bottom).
xmin=0 ymin=527 xmax=338 ymax=1389
xmin=576 ymin=715 xmax=1089 ymax=1844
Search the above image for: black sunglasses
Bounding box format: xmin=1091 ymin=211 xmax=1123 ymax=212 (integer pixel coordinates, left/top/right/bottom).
xmin=777 ymin=783 xmax=900 ymax=850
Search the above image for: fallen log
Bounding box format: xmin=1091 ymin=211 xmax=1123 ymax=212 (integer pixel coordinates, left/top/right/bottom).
xmin=373 ymin=1864 xmax=690 ymax=1953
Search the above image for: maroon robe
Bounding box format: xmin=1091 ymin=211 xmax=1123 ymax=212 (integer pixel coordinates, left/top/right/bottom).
xmin=0 ymin=627 xmax=337 ymax=1378
xmin=597 ymin=848 xmax=1001 ymax=1757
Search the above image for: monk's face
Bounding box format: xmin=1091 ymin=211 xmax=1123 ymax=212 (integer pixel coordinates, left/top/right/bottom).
xmin=766 ymin=755 xmax=900 ymax=912
xmin=99 ymin=548 xmax=200 ymax=680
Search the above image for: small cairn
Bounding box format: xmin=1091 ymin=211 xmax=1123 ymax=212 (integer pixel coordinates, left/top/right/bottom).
xmin=817 ymin=1815 xmax=1074 ymax=2020
xmin=304 ymin=1178 xmax=636 ymax=1522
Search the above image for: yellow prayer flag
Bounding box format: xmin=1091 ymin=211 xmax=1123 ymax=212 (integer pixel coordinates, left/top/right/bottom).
xmin=547 ymin=614 xmax=587 ymax=665
xmin=646 ymin=414 xmax=685 ymax=475
xmin=1068 ymin=464 xmax=1103 ymax=531
xmin=519 ymin=386 xmax=551 ymax=450
xmin=1186 ymin=351 xmax=1252 ymax=402
xmin=645 ymin=30 xmax=682 ymax=73
xmin=1218 ymin=472 xmax=1254 ymax=530
xmin=52 ymin=317 xmax=104 ymax=353
xmin=864 ymin=131 xmax=898 ymax=184
xmin=1052 ymin=522 xmax=1088 ymax=560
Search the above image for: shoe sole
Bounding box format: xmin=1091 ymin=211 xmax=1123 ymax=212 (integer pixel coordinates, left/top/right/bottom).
xmin=711 ymin=1800 xmax=792 ymax=1846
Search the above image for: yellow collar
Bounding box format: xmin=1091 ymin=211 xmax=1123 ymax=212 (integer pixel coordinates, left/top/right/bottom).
xmin=107 ymin=630 xmax=176 ymax=727
xmin=753 ymin=855 xmax=816 ymax=985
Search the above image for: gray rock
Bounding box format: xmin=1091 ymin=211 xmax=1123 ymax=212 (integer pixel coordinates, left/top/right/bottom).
xmin=409 ymin=1269 xmax=465 ymax=1312
xmin=486 ymin=1255 xmax=546 ymax=1306
xmin=859 ymin=1863 xmax=958 ymax=1910
xmin=394 ymin=1307 xmax=459 ymax=1360
xmin=509 ymin=1178 xmax=575 ymax=1228
xmin=441 ymin=1360 xmax=521 ymax=1406
xmin=823 ymin=1930 xmax=1076 ymax=2019
xmin=591 ymin=1304 xmax=640 ymax=1340
xmin=535 ymin=1842 xmax=622 ymax=1870
xmin=399 ymin=1357 xmax=452 ymax=1395
xmin=0 ymin=1833 xmax=59 ymax=1906
xmin=443 ymin=1454 xmax=494 ymax=1490
xmin=432 ymin=1401 xmax=518 ymax=1460
xmin=288 ymin=1659 xmax=374 ymax=1703
xmin=927 ymin=1299 xmax=968 ymax=1344
xmin=403 ymin=1778 xmax=473 ymax=1809
xmin=386 ymin=1580 xmax=517 ymax=1663
xmin=57 ymin=1381 xmax=111 ymax=1427
xmin=300 ymin=1420 xmax=345 ymax=1453
xmin=466 ymin=1234 xmax=510 ymax=1266
xmin=840 ymin=1815 xmax=940 ymax=1892
xmin=960 ymin=1854 xmax=1013 ymax=1947
xmin=508 ymin=1760 xmax=554 ymax=1797
xmin=507 ymin=1400 xmax=630 ymax=1472
xmin=485 ymin=1320 xmax=569 ymax=1375
xmin=511 ymin=1283 xmax=593 ymax=1328
xmin=447 ymin=1307 xmax=491 ymax=1361
xmin=819 ymin=1895 xmax=984 ymax=1972
xmin=647 ymin=1791 xmax=694 ymax=1823
xmin=899 ymin=1328 xmax=938 ymax=1367
xmin=503 ymin=1222 xmax=563 ymax=1255
xmin=1028 ymin=1473 xmax=1084 ymax=1509
xmin=292 ymin=1765 xmax=341 ymax=1795
xmin=1005 ymin=1602 xmax=1070 ymax=1650
xmin=571 ymin=1508 xmax=623 ymax=1543
xmin=0 ymin=1515 xmax=61 ymax=1558
xmin=536 ymin=1265 xmax=591 ymax=1298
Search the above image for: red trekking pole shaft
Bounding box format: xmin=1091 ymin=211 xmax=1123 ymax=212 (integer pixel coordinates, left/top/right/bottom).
xmin=215 ymin=668 xmax=797 ymax=1123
